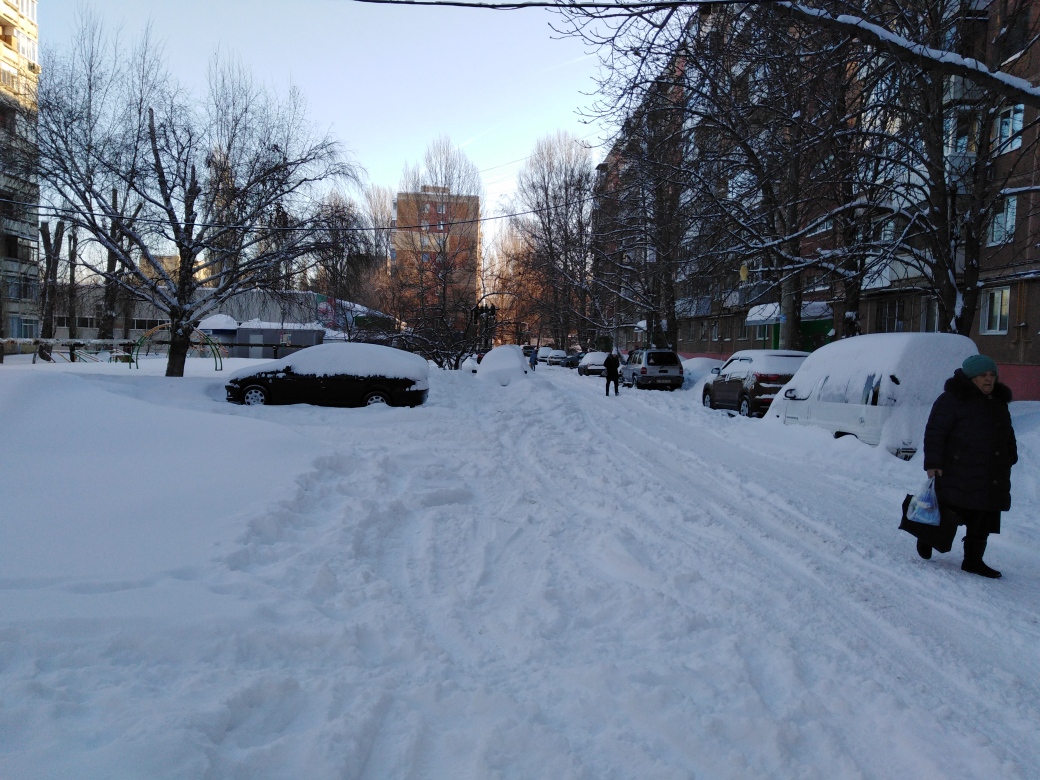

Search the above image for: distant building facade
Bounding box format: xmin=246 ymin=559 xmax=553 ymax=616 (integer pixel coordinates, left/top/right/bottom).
xmin=0 ymin=0 xmax=38 ymax=349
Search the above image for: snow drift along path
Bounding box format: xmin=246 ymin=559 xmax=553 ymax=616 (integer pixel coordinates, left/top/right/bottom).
xmin=1 ymin=357 xmax=1039 ymax=779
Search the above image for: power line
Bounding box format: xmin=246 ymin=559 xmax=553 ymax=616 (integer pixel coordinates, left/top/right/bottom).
xmin=351 ymin=0 xmax=774 ymax=8
xmin=0 ymin=188 xmax=614 ymax=235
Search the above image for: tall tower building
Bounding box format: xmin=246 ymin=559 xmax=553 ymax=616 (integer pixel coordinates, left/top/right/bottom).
xmin=0 ymin=0 xmax=39 ymax=350
xmin=391 ymin=185 xmax=481 ymax=333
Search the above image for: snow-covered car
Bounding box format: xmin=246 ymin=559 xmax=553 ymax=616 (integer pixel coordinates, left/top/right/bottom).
xmin=703 ymin=350 xmax=808 ymax=417
xmin=476 ymin=344 xmax=530 ymax=386
xmin=577 ymin=351 xmax=609 ymax=376
xmin=772 ymin=332 xmax=978 ymax=458
xmin=225 ymin=343 xmax=430 ymax=407
xmin=682 ymin=357 xmax=724 ymax=387
xmin=546 ymin=349 xmax=568 ymax=365
xmin=559 ymin=352 xmax=584 ymax=368
xmin=537 ymin=346 xmax=554 ymax=364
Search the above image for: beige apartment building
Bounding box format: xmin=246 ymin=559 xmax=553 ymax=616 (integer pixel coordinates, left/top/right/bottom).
xmin=391 ymin=185 xmax=481 ymax=334
xmin=0 ymin=0 xmax=38 ymax=349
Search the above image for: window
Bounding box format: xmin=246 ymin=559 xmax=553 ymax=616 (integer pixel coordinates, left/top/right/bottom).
xmin=945 ymin=111 xmax=979 ymax=153
xmin=980 ymin=287 xmax=1010 ymax=335
xmin=922 ymin=299 xmax=940 ymax=333
xmin=876 ymin=298 xmax=906 ymax=333
xmin=421 ymin=252 xmax=430 ymax=262
xmin=738 ymin=321 xmax=749 ymax=340
xmin=437 ymin=203 xmax=446 ymax=214
xmin=988 ymin=196 xmax=1017 ymax=245
xmin=7 ymin=316 xmax=37 ymax=338
xmin=755 ymin=324 xmax=771 ymax=342
xmin=711 ymin=321 xmax=720 ymax=341
xmin=994 ymin=104 xmax=1024 ymax=154
xmin=423 ymin=204 xmax=431 ymax=214
xmin=807 ymin=217 xmax=833 ymax=236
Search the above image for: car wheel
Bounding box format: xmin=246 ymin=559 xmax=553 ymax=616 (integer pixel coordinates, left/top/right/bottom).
xmin=702 ymin=390 xmax=714 ymax=409
xmin=242 ymin=385 xmax=268 ymax=406
xmin=738 ymin=396 xmax=751 ymax=417
xmin=364 ymin=390 xmax=390 ymax=406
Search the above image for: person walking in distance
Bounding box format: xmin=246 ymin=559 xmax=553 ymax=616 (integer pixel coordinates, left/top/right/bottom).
xmin=529 ymin=348 xmax=537 ymax=371
xmin=918 ymin=354 xmax=1017 ymax=578
xmin=603 ymin=349 xmax=620 ymax=397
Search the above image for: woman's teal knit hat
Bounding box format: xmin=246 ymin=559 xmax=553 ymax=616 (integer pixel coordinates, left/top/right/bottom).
xmin=962 ymin=354 xmax=998 ymax=378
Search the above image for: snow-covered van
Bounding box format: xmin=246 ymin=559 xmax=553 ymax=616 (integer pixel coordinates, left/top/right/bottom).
xmin=772 ymin=332 xmax=978 ymax=458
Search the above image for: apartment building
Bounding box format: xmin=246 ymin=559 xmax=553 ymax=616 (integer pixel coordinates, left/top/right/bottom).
xmin=0 ymin=0 xmax=38 ymax=351
xmin=390 ymin=184 xmax=481 ymax=334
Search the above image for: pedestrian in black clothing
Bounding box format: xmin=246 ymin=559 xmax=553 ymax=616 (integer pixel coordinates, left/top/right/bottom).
xmin=604 ymin=350 xmax=620 ymax=396
xmin=912 ymin=354 xmax=1017 ymax=578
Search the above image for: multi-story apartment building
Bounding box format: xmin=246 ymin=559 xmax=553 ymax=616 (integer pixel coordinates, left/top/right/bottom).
xmin=390 ymin=184 xmax=481 ymax=336
xmin=596 ymin=2 xmax=1040 ymax=398
xmin=0 ymin=0 xmax=38 ymax=353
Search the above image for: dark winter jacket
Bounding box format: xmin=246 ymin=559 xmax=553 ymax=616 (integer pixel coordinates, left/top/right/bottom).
xmin=923 ymin=369 xmax=1017 ymax=512
xmin=604 ymin=353 xmax=620 ymax=380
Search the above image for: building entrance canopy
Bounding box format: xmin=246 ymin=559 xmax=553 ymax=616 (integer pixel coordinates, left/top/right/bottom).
xmin=745 ymin=302 xmax=833 ymax=325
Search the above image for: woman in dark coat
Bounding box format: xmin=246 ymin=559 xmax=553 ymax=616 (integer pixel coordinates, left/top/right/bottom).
xmin=603 ymin=350 xmax=620 ymax=397
xmin=913 ymin=354 xmax=1017 ymax=578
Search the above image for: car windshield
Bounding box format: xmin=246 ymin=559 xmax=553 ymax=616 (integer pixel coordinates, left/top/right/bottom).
xmin=647 ymin=352 xmax=679 ymax=366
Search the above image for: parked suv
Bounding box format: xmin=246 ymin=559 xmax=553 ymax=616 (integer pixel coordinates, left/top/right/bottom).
xmin=621 ymin=348 xmax=684 ymax=390
xmin=702 ymin=349 xmax=808 ymax=417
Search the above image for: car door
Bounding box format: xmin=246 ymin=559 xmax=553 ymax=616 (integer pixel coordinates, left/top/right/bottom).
xmin=712 ymin=357 xmax=740 ymax=407
xmin=623 ymin=351 xmax=641 ymax=384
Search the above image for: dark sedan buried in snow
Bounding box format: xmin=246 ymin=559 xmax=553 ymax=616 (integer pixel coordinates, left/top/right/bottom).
xmin=225 ymin=343 xmax=430 ymax=407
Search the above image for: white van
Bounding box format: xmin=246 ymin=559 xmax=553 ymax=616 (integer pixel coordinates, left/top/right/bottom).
xmin=772 ymin=333 xmax=978 ymax=458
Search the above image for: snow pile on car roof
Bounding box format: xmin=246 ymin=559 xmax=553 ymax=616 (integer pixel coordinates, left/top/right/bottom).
xmin=780 ymin=333 xmax=977 ymax=407
xmin=229 ymin=343 xmax=429 ymax=382
xmin=476 ymin=344 xmax=529 ymax=386
xmin=579 ymin=351 xmax=609 ymax=366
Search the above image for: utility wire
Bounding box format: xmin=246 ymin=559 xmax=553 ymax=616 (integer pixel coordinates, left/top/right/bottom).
xmin=0 ymin=186 xmax=619 ymax=235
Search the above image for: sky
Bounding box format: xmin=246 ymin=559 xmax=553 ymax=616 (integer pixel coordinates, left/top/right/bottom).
xmin=40 ymin=0 xmax=610 ymax=223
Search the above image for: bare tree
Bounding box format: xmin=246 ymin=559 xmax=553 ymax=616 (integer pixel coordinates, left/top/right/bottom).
xmin=509 ymin=131 xmax=597 ymax=349
xmin=26 ymin=14 xmax=358 ymax=376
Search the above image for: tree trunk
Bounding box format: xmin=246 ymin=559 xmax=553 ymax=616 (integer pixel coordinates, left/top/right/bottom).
xmin=779 ymin=275 xmax=801 ymax=350
xmin=165 ymin=317 xmax=191 ymax=377
xmin=68 ymin=232 xmax=78 ymax=358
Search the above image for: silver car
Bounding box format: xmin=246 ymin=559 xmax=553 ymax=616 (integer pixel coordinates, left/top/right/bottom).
xmin=621 ymin=348 xmax=684 ymax=390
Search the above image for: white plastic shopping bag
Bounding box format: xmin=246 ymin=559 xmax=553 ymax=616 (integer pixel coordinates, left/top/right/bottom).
xmin=906 ymin=477 xmax=941 ymax=526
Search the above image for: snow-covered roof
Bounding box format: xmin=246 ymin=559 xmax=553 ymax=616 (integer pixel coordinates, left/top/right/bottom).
xmin=746 ymin=302 xmax=832 ymax=325
xmin=238 ymin=318 xmax=326 ymax=331
xmin=197 ymin=314 xmax=239 ymax=331
xmin=228 ymin=342 xmax=429 ymax=382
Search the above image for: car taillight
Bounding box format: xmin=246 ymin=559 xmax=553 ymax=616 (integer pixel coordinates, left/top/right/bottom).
xmin=678 ymin=366 xmax=683 ymax=375
xmin=640 ymin=367 xmax=647 ymax=374
xmin=755 ymin=373 xmax=782 ymax=382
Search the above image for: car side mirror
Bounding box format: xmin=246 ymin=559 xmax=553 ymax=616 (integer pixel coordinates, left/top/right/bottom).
xmin=784 ymin=388 xmax=797 ymax=399
xmin=710 ymin=367 xmax=720 ymax=375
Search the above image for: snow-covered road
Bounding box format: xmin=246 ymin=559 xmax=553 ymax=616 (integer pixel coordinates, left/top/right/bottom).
xmin=2 ymin=357 xmax=1039 ymax=778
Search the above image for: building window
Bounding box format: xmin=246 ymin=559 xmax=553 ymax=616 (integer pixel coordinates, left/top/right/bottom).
xmin=738 ymin=321 xmax=749 ymax=340
xmin=876 ymin=298 xmax=906 ymax=333
xmin=423 ymin=204 xmax=431 ymax=214
xmin=7 ymin=316 xmax=38 ymax=338
xmin=421 ymin=252 xmax=430 ymax=262
xmin=755 ymin=324 xmax=771 ymax=342
xmin=76 ymin=317 xmax=96 ymax=329
xmin=132 ymin=319 xmax=170 ymax=331
xmin=921 ymin=299 xmax=940 ymax=333
xmin=988 ymin=196 xmax=1017 ymax=245
xmin=437 ymin=203 xmax=446 ymax=214
xmin=711 ymin=321 xmax=720 ymax=341
xmin=807 ymin=217 xmax=833 ymax=236
xmin=980 ymin=287 xmax=1010 ymax=335
xmin=994 ymin=105 xmax=1024 ymax=154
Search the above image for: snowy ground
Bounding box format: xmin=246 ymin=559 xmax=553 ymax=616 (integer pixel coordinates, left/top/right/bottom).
xmin=2 ymin=354 xmax=1039 ymax=779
